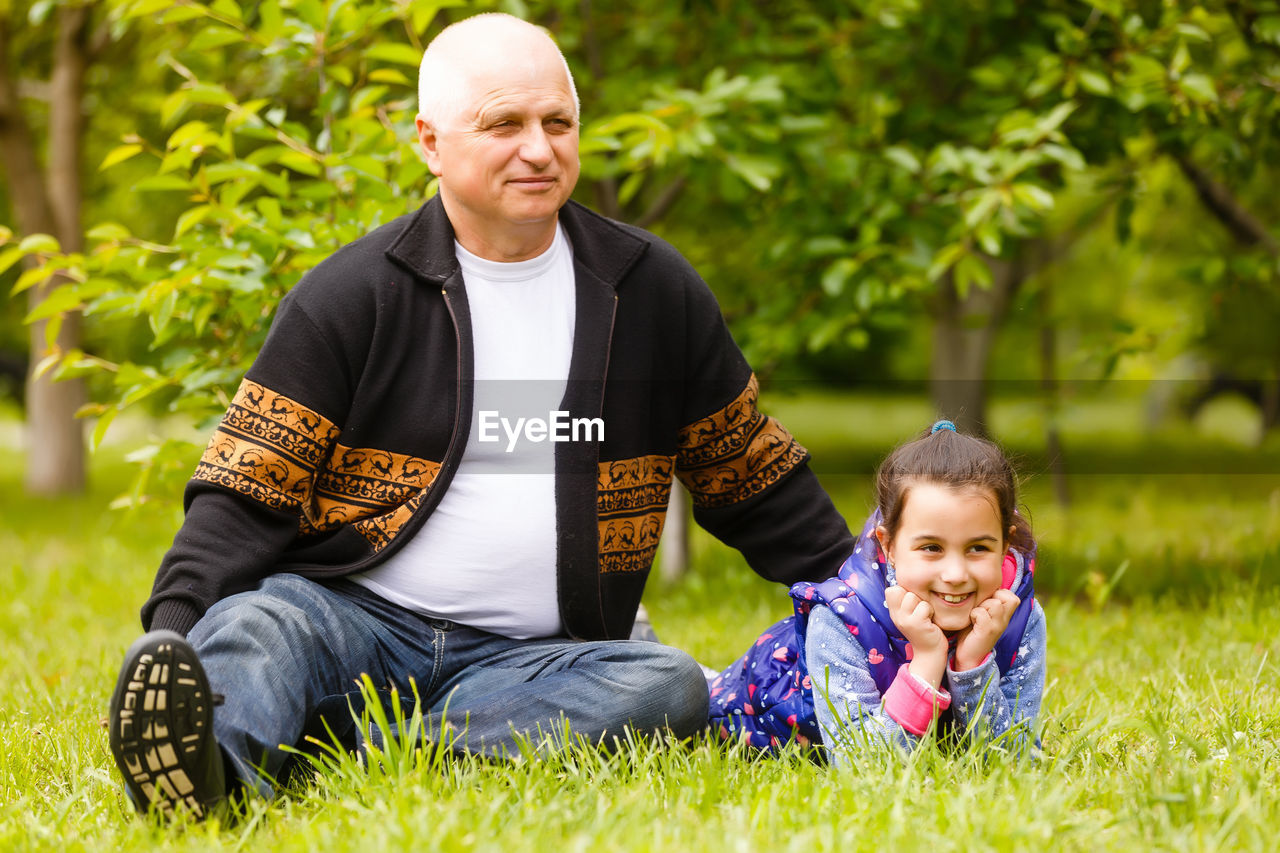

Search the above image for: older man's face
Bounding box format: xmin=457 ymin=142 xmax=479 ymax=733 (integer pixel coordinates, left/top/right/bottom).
xmin=420 ymin=51 xmax=579 ymax=245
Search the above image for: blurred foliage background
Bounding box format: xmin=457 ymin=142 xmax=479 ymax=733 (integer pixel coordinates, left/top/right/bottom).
xmin=1 ymin=0 xmax=1279 ymax=502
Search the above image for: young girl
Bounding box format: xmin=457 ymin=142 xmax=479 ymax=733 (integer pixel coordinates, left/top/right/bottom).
xmin=708 ymin=420 xmax=1046 ymax=757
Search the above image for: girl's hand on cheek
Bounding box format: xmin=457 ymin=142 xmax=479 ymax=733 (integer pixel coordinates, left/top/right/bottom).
xmin=885 ymin=585 xmax=947 ymax=657
xmin=952 ymin=589 xmax=1020 ymax=671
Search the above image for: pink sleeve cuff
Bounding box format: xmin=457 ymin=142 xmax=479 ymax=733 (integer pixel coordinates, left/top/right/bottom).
xmin=883 ymin=664 xmax=951 ymax=736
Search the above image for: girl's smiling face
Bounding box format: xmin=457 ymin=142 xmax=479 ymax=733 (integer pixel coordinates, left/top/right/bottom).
xmin=877 ymin=481 xmax=1009 ymax=634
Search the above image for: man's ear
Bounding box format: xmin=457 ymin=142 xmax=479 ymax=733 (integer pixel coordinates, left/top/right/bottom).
xmin=416 ymin=115 xmax=444 ymax=176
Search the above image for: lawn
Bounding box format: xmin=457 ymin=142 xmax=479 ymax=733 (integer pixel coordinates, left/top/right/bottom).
xmin=1 ymin=391 xmax=1277 ymax=851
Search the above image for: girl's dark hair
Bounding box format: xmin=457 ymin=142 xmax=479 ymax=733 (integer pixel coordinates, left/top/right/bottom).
xmin=875 ymin=426 xmax=1034 ymax=553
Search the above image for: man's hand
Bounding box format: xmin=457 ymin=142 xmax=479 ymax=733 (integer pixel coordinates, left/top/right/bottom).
xmin=951 ymin=589 xmax=1021 ymax=671
xmin=885 ymin=585 xmax=948 ymax=688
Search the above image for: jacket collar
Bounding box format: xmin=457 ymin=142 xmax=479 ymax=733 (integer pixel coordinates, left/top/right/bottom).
xmin=384 ymin=195 xmax=649 ymax=289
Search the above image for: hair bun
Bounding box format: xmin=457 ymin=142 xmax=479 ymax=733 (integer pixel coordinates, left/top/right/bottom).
xmin=930 ymin=419 xmax=957 ymax=435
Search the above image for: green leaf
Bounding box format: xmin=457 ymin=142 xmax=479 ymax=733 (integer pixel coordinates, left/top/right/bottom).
xmin=18 ymin=233 xmax=60 ymax=254
xmin=365 ymin=42 xmax=424 ymax=67
xmin=32 ymin=352 xmax=62 ymax=381
xmin=1179 ymin=74 xmax=1218 ymax=105
xmin=161 ymin=90 xmax=189 ymax=127
xmin=409 ymin=0 xmax=469 ymax=35
xmin=326 ymin=65 xmax=354 ymax=87
xmin=100 ymin=144 xmax=144 ymax=171
xmin=210 ymin=0 xmax=243 ymax=22
xmin=167 ymin=120 xmax=212 ymax=151
xmin=0 ymin=247 xmax=25 ymax=277
xmin=278 ymin=151 xmax=323 ymax=176
xmin=1036 ymin=101 xmax=1077 ymax=136
xmin=87 ymin=223 xmax=132 ymax=242
xmin=1175 ymin=23 xmax=1211 ymax=42
xmin=134 ymin=174 xmax=194 ymax=192
xmin=1011 ymin=183 xmax=1055 ymax=212
xmin=803 ymin=236 xmax=850 ymax=257
xmin=821 ymin=257 xmax=859 ymax=297
xmin=149 ymin=289 xmax=179 ymax=337
xmin=975 ymin=223 xmax=1002 ymax=257
xmin=24 ymin=284 xmax=82 ymax=323
xmin=617 ymin=172 xmax=645 ymax=207
xmin=927 ymin=243 xmax=967 ymax=282
xmin=884 ymin=146 xmax=921 ymax=174
xmin=256 ymin=196 xmax=283 ymax=228
xmin=1041 ymin=144 xmax=1086 ymax=172
xmin=368 ymin=68 xmax=411 ymax=85
xmin=1077 ymin=69 xmax=1112 ymax=97
xmin=121 ymin=0 xmax=173 ymax=19
xmin=11 ymin=265 xmax=53 ymax=296
xmin=723 ymin=154 xmax=778 ymax=191
xmin=91 ymin=407 xmax=120 ymax=452
xmin=161 ymin=4 xmax=206 ymax=24
xmin=174 ymin=205 xmax=213 ymax=239
xmin=963 ymin=189 xmax=1002 ymax=228
xmin=205 ymin=161 xmax=263 ymax=185
xmin=954 ymin=253 xmax=993 ymax=297
xmin=188 ymin=25 xmax=246 ymax=53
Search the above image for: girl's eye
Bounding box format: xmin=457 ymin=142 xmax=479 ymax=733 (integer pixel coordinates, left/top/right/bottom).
xmin=920 ymin=544 xmax=941 ymax=553
xmin=969 ymin=544 xmax=990 ymax=553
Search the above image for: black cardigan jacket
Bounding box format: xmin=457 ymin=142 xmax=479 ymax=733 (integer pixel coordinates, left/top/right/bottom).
xmin=143 ymin=197 xmax=854 ymax=639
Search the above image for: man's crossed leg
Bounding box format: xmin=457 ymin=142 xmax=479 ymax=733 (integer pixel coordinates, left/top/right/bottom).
xmin=109 ymin=574 xmax=710 ymax=817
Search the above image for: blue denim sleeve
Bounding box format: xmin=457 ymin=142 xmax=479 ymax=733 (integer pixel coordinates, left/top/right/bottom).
xmin=944 ymin=600 xmax=1047 ymax=751
xmin=804 ymin=603 xmax=919 ymax=758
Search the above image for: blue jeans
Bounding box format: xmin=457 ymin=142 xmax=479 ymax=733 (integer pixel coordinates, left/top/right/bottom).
xmin=187 ymin=575 xmax=709 ymax=797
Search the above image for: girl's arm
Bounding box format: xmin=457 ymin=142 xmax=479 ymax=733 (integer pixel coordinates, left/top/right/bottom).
xmin=805 ymin=603 xmax=925 ymax=756
xmin=945 ymin=600 xmax=1047 ymax=751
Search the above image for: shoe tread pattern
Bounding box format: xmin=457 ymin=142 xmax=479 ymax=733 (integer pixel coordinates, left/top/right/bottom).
xmin=108 ymin=632 xmax=215 ymax=818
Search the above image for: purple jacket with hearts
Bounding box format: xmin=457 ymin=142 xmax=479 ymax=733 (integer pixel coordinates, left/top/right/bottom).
xmin=708 ymin=509 xmax=1042 ymax=753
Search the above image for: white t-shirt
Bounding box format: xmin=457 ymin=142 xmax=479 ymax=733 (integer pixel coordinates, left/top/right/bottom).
xmin=352 ymin=224 xmax=575 ymax=638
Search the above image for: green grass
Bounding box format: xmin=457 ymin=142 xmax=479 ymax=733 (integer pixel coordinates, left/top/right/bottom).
xmin=1 ymin=394 xmax=1278 ymax=851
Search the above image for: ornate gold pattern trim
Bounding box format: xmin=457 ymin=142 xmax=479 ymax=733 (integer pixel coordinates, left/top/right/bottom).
xmin=192 ymin=380 xmax=339 ymax=511
xmin=351 ymin=490 xmax=429 ymax=550
xmin=598 ymin=512 xmax=667 ymax=574
xmin=597 ymin=454 xmax=675 ymax=574
xmin=302 ymin=444 xmax=441 ymax=540
xmin=676 ymin=375 xmax=808 ymax=509
xmin=221 ymin=380 xmax=340 ymax=466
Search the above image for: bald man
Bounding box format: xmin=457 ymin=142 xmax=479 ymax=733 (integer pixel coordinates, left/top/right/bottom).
xmin=108 ymin=14 xmax=853 ymax=818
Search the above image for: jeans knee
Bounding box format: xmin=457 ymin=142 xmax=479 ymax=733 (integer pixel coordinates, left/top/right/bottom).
xmin=643 ymin=646 xmax=710 ymax=738
xmin=190 ymin=583 xmax=319 ymax=659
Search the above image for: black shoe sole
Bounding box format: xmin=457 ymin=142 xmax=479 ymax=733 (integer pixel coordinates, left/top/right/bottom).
xmin=108 ymin=630 xmax=224 ymax=819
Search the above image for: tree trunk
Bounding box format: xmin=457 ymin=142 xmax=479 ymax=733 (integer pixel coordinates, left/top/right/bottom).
xmin=0 ymin=8 xmax=90 ymax=494
xmin=928 ymin=256 xmax=1023 ymax=437
xmin=659 ymin=481 xmax=690 ymax=583
xmin=1037 ymin=276 xmax=1069 ymax=506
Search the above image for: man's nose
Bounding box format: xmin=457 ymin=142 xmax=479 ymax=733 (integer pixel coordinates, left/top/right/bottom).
xmin=519 ymin=126 xmax=554 ymax=167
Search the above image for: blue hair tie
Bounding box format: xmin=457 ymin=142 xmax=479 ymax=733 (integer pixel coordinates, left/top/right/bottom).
xmin=930 ymin=419 xmax=957 ymax=435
